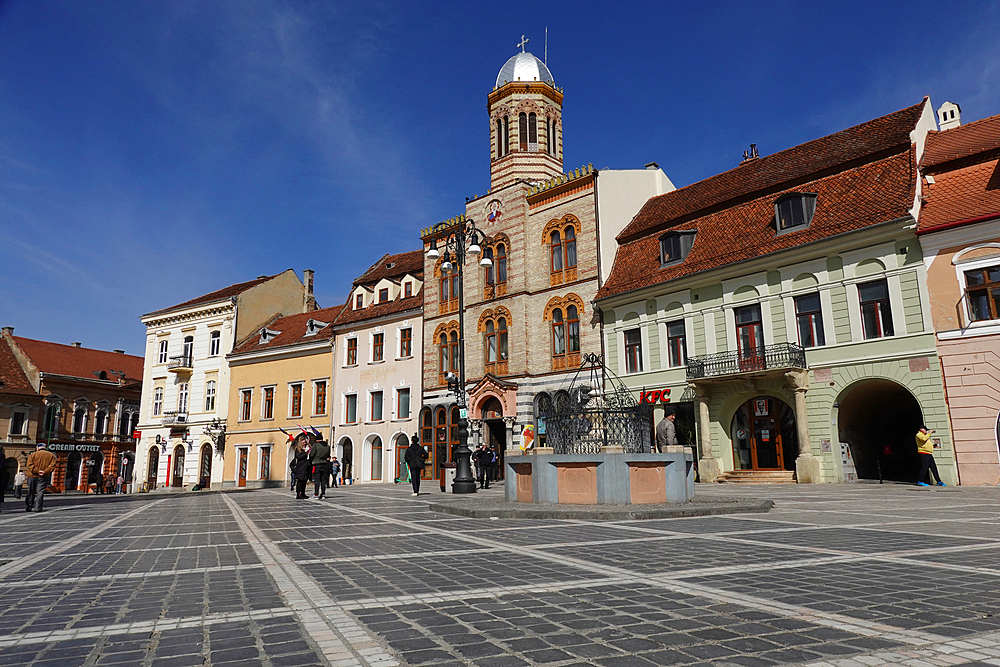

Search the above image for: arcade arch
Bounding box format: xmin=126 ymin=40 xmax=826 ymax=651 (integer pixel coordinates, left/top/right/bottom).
xmin=836 ymin=379 xmax=923 ymax=481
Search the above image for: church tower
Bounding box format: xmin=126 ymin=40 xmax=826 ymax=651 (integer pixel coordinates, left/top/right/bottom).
xmin=489 ymin=38 xmax=563 ymax=191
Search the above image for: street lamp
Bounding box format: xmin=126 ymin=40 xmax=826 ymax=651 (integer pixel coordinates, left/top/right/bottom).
xmin=426 ymin=217 xmax=492 ymax=494
xmin=45 ymin=399 xmax=62 ymax=448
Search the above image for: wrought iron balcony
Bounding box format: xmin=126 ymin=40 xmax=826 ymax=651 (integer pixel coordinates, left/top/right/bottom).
xmin=167 ymin=355 xmax=193 ymax=373
xmin=686 ymin=343 xmax=806 ymax=380
xmin=161 ymin=411 xmax=188 ymax=425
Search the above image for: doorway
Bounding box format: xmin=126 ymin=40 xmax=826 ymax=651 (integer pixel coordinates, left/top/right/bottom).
xmin=199 ymin=445 xmax=213 ymax=488
xmin=172 ymin=445 xmax=185 ymax=487
xmin=87 ymin=452 xmax=104 ymax=491
xmin=65 ymin=452 xmax=82 ymax=490
xmin=237 ymin=448 xmax=248 ymax=487
xmin=146 ymin=447 xmax=159 ymax=490
xmin=394 ymin=434 xmax=409 ymax=483
xmin=836 ymin=379 xmax=923 ymax=482
xmin=341 ymin=438 xmax=353 ymax=483
xmin=731 ymin=397 xmax=797 ymax=470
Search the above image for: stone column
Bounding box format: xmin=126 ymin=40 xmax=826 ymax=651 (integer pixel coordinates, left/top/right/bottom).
xmin=503 ymin=417 xmax=517 ymax=452
xmin=785 ymin=370 xmax=819 ymax=484
xmin=469 ymin=419 xmax=483 ymax=451
xmin=691 ymin=383 xmax=719 ymax=483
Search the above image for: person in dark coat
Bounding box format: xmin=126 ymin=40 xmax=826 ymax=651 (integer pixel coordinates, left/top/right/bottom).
xmin=310 ymin=439 xmax=331 ymax=499
xmin=403 ymin=434 xmax=427 ymax=496
xmin=475 ymin=445 xmax=492 ymax=489
xmin=290 ymin=443 xmax=312 ymax=499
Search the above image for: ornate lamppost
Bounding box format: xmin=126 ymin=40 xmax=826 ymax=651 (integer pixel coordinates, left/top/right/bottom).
xmin=426 ymin=217 xmax=492 ymax=494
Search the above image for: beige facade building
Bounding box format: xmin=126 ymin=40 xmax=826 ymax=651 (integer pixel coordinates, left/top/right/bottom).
xmin=332 ymin=251 xmax=423 ymax=484
xmin=419 ymin=47 xmax=674 ymax=483
xmin=917 ymin=107 xmax=1000 ymax=485
xmin=225 ymin=305 xmax=342 ymax=488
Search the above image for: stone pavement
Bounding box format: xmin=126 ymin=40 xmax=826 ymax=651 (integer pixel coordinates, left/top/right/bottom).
xmin=1 ymin=482 xmax=1000 ymax=667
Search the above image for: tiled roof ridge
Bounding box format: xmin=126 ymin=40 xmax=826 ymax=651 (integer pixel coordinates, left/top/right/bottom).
xmin=617 ymin=100 xmax=925 ymax=243
xmin=353 ymin=249 xmax=424 ymax=287
xmin=145 ymin=270 xmax=292 ymax=317
xmin=231 ymin=312 xmax=286 ymax=351
xmin=230 ymin=304 xmax=346 ymax=355
xmin=10 ymin=335 xmax=145 ymax=381
xmin=331 ymin=292 xmax=423 ymax=327
xmin=922 ymin=113 xmax=1000 ymax=169
xmin=528 ymin=164 xmax=595 ymax=195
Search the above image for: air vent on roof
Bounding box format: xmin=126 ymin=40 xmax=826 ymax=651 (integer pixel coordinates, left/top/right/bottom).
xmin=386 ymin=262 xmax=396 ymax=269
xmin=259 ymin=328 xmax=281 ymax=344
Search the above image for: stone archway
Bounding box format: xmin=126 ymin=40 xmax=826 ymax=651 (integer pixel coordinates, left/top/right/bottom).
xmin=836 ymin=379 xmax=923 ymax=482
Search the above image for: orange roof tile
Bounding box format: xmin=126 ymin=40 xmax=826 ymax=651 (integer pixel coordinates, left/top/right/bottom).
xmin=230 ymin=305 xmax=345 ymax=355
xmin=353 ymin=251 xmax=424 ymax=288
xmin=922 ymin=114 xmax=1000 ymax=168
xmin=333 ymin=293 xmax=423 ymax=327
xmin=11 ymin=336 xmax=144 ymax=382
xmin=0 ymin=337 xmax=36 ymax=396
xmin=918 ymin=157 xmax=1000 ymax=232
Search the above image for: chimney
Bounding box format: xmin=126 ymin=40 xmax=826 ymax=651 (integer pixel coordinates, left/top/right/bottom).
xmin=71 ymin=342 xmax=82 ymax=348
xmin=113 ymin=349 xmax=125 ymax=354
xmin=1 ymin=327 xmax=12 ymax=336
xmin=740 ymin=143 xmax=760 ymax=165
xmin=645 ymin=162 xmax=659 ymax=170
xmin=938 ymin=101 xmax=961 ymax=130
xmin=303 ymin=269 xmax=318 ymax=311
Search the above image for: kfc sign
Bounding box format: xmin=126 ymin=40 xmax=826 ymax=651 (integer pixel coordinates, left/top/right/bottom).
xmin=639 ymin=388 xmax=672 ymax=404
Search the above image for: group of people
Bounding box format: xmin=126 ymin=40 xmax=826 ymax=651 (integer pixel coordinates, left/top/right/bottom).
xmin=91 ymin=472 xmax=127 ymax=494
xmin=288 ymin=438 xmax=343 ymax=499
xmin=473 ymin=444 xmax=500 ymax=489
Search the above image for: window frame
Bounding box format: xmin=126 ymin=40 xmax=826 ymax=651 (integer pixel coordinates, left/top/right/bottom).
xmin=624 ymin=328 xmax=643 ymax=374
xmin=794 ymin=293 xmax=826 ymax=348
xmin=260 ymin=386 xmax=275 ymax=420
xmin=157 ymin=340 xmax=168 ymax=364
xmin=344 ymin=393 xmax=358 ymax=425
xmin=964 ymin=262 xmax=1000 ymax=322
xmin=552 ymin=308 xmax=566 ymax=358
xmin=240 ymin=389 xmax=252 ymax=422
xmin=177 ymin=383 xmax=189 ymax=414
xmin=204 ymin=380 xmax=217 ymax=412
xmin=288 ymin=382 xmax=303 ymax=418
xmin=371 ymin=332 xmax=384 ymax=362
xmin=399 ymin=327 xmax=412 ymax=358
xmin=666 ymin=320 xmax=687 ymax=367
xmin=378 ymin=287 xmax=389 ymax=303
xmin=313 ymin=380 xmax=327 ymax=416
xmin=775 ymin=192 xmax=818 ymax=234
xmin=259 ymin=446 xmax=271 ymax=480
xmin=550 ymin=231 xmax=563 ymax=273
xmin=209 ymin=331 xmax=221 ymax=356
xmin=659 ymin=230 xmax=697 ymax=266
xmin=396 ymin=387 xmax=411 ymax=420
xmin=346 ymin=337 xmax=358 ymax=366
xmin=355 ymin=293 xmax=364 ymax=309
xmin=369 ymin=390 xmax=383 ymax=423
xmin=858 ymin=279 xmax=894 ymax=340
xmin=152 ymin=388 xmax=163 ymax=417
xmin=404 ymin=281 xmax=412 ymax=297
xmin=8 ymin=408 xmax=28 ymax=436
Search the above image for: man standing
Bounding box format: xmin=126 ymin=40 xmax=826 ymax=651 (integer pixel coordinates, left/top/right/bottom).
xmin=311 ymin=438 xmax=331 ymax=499
xmin=329 ymin=456 xmax=340 ymax=489
xmin=25 ymin=443 xmax=57 ymax=513
xmin=916 ymin=426 xmax=946 ymax=487
xmin=403 ymin=434 xmax=427 ymax=496
xmin=655 ymin=407 xmax=678 ymax=453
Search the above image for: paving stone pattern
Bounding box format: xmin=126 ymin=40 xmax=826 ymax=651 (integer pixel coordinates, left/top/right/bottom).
xmin=3 ymin=484 xmax=1000 ymax=666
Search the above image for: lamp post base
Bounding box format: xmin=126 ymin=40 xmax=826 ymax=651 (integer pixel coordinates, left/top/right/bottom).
xmin=452 ymin=443 xmax=477 ymax=494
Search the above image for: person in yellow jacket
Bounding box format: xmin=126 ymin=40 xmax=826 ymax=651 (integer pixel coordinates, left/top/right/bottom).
xmin=915 ymin=426 xmax=946 ymax=487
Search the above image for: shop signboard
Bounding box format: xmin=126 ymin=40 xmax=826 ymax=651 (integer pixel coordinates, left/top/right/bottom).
xmin=48 ymin=443 xmax=102 ymax=453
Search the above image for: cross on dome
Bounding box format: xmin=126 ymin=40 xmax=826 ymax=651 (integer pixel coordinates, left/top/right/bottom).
xmin=517 ymin=35 xmax=529 ymax=52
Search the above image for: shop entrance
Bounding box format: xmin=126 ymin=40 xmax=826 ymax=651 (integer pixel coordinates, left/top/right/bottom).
xmin=65 ymin=452 xmax=82 ymax=490
xmin=200 ymin=445 xmax=213 ymax=488
xmin=481 ymin=397 xmax=506 ymax=482
xmin=836 ymin=379 xmax=923 ymax=482
xmin=146 ymin=447 xmax=159 ymax=490
xmin=172 ymin=445 xmax=185 ymax=487
xmin=731 ymin=397 xmax=797 ymax=470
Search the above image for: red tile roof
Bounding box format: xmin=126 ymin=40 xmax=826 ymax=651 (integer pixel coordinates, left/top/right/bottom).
xmin=922 ymin=114 xmax=1000 ymax=168
xmin=145 ymin=271 xmax=290 ymax=316
xmin=917 ymin=114 xmax=1000 ymax=234
xmin=597 ymin=149 xmax=916 ymax=300
xmin=353 ymin=251 xmax=424 ymax=288
xmin=617 ymin=101 xmax=926 ymax=244
xmin=0 ymin=338 xmax=36 ymax=396
xmin=230 ymin=305 xmax=344 ymax=355
xmin=333 ymin=293 xmax=423 ymax=327
xmin=11 ymin=337 xmax=144 ymax=382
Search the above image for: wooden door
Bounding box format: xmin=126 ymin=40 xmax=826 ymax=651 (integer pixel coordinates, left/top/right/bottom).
xmin=749 ymin=399 xmax=783 ymax=470
xmin=237 ymin=449 xmax=248 ymax=487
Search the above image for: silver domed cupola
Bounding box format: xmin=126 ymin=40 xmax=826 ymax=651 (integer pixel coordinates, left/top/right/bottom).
xmin=495 ymin=51 xmax=554 ymax=88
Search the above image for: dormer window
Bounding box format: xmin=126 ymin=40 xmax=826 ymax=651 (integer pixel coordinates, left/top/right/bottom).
xmin=259 ymin=328 xmax=280 ymax=344
xmin=659 ymin=230 xmax=696 ymax=266
xmin=355 ymin=293 xmax=364 ymax=309
xmin=775 ymin=193 xmax=817 ymax=233
xmin=379 ymin=288 xmax=389 ymax=303
xmin=304 ymin=319 xmax=329 ymax=337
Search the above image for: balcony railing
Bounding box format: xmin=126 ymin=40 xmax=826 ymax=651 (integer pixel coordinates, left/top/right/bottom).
xmin=686 ymin=342 xmax=806 ymax=380
xmin=167 ymin=355 xmax=193 ymax=373
xmin=161 ymin=411 xmax=188 ymax=425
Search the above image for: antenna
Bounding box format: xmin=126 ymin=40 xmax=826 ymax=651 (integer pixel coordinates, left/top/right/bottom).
xmin=545 ymin=27 xmax=548 ymax=65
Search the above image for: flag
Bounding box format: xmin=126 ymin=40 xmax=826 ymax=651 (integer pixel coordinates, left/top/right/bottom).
xmin=310 ymin=425 xmax=323 ymax=438
xmin=278 ymin=427 xmax=294 ymax=442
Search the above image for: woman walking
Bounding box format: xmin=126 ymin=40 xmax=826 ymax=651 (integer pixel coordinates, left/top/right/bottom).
xmin=403 ymin=434 xmax=427 ymax=496
xmin=290 ymin=442 xmax=312 ymax=499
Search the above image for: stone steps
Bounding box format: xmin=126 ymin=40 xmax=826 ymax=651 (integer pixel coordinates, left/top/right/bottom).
xmin=717 ymin=470 xmax=796 ymax=484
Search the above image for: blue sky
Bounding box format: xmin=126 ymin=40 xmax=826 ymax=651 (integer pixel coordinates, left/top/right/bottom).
xmin=2 ymin=0 xmax=998 ymax=355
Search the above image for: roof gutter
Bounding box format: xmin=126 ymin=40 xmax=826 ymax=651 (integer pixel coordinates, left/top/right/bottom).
xmin=915 ymin=211 xmax=1000 ymax=236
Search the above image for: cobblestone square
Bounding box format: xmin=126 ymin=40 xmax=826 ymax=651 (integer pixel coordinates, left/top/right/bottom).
xmin=2 ymin=483 xmax=1000 ymax=666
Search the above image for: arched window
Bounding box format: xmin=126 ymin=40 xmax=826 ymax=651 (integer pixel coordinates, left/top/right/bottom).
xmin=503 ymin=116 xmax=510 ymax=155
xmin=439 ymin=333 xmax=448 ymax=375
xmin=484 ymin=247 xmax=494 ymax=285
xmin=552 ymin=308 xmax=566 ymax=357
xmin=73 ymin=405 xmax=88 ymax=434
xmin=450 ymin=332 xmax=460 ymax=372
xmin=485 ymin=320 xmax=496 ymax=363
xmin=440 ymin=272 xmax=450 ymax=303
xmin=209 ymin=330 xmax=221 ymax=356
xmin=496 ymin=243 xmax=507 ymax=284
xmin=94 ymin=409 xmax=107 ymax=436
xmin=550 ymin=231 xmax=563 ymax=273
xmin=546 ymin=118 xmax=552 ymax=154
xmin=528 ymin=112 xmax=537 ymax=148
xmin=498 ymin=317 xmax=508 ymax=362
xmin=421 ymin=408 xmax=433 ymax=452
xmin=565 ymin=227 xmax=577 ymax=268
xmin=567 ymin=305 xmax=580 ymax=353
xmin=435 ymin=407 xmax=448 ymax=480
xmin=496 ymin=119 xmax=503 ymax=159
xmin=519 ymin=112 xmax=528 ymax=150
xmin=370 ymin=436 xmax=383 ymax=481
xmin=182 ymin=335 xmax=194 ymax=362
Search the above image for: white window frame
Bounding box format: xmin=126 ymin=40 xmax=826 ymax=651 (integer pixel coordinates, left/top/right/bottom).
xmin=370 ymin=330 xmax=385 ymax=363
xmin=152 ymin=388 xmax=163 ymax=417
xmin=239 ymin=388 xmax=253 ymax=422
xmin=369 ymin=389 xmax=384 ymax=423
xmin=344 ymin=393 xmax=358 ymax=425
xmin=345 ymin=336 xmax=358 ymax=367
xmin=954 ymin=250 xmax=1000 ymax=328
xmin=288 ymin=382 xmax=304 ymax=419
xmin=398 ymin=326 xmax=413 ymax=359
xmin=157 ymin=340 xmax=169 ymax=364
xmin=177 ymin=384 xmax=189 ymax=413
xmin=395 ymin=386 xmax=411 ymax=421
xmin=204 ymin=380 xmax=217 ymax=412
xmin=209 ymin=331 xmax=221 ymax=356
xmin=260 ymin=385 xmax=276 ymax=420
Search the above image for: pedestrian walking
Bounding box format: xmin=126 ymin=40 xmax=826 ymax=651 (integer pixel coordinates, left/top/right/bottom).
xmin=916 ymin=426 xmax=946 ymax=487
xmin=330 ymin=457 xmax=340 ymax=489
xmin=105 ymin=475 xmax=114 ymax=494
xmin=94 ymin=471 xmax=105 ymax=494
xmin=655 ymin=407 xmax=678 ymax=453
xmin=290 ymin=442 xmax=312 ymax=499
xmin=13 ymin=469 xmax=25 ymax=500
xmin=25 ymin=443 xmax=57 ymax=512
xmin=116 ymin=475 xmax=124 ymax=494
xmin=403 ymin=434 xmax=427 ymax=496
xmin=311 ymin=439 xmax=331 ymax=499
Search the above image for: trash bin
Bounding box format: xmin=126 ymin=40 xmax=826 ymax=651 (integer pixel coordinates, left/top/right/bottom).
xmin=441 ymin=463 xmax=457 ymax=492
